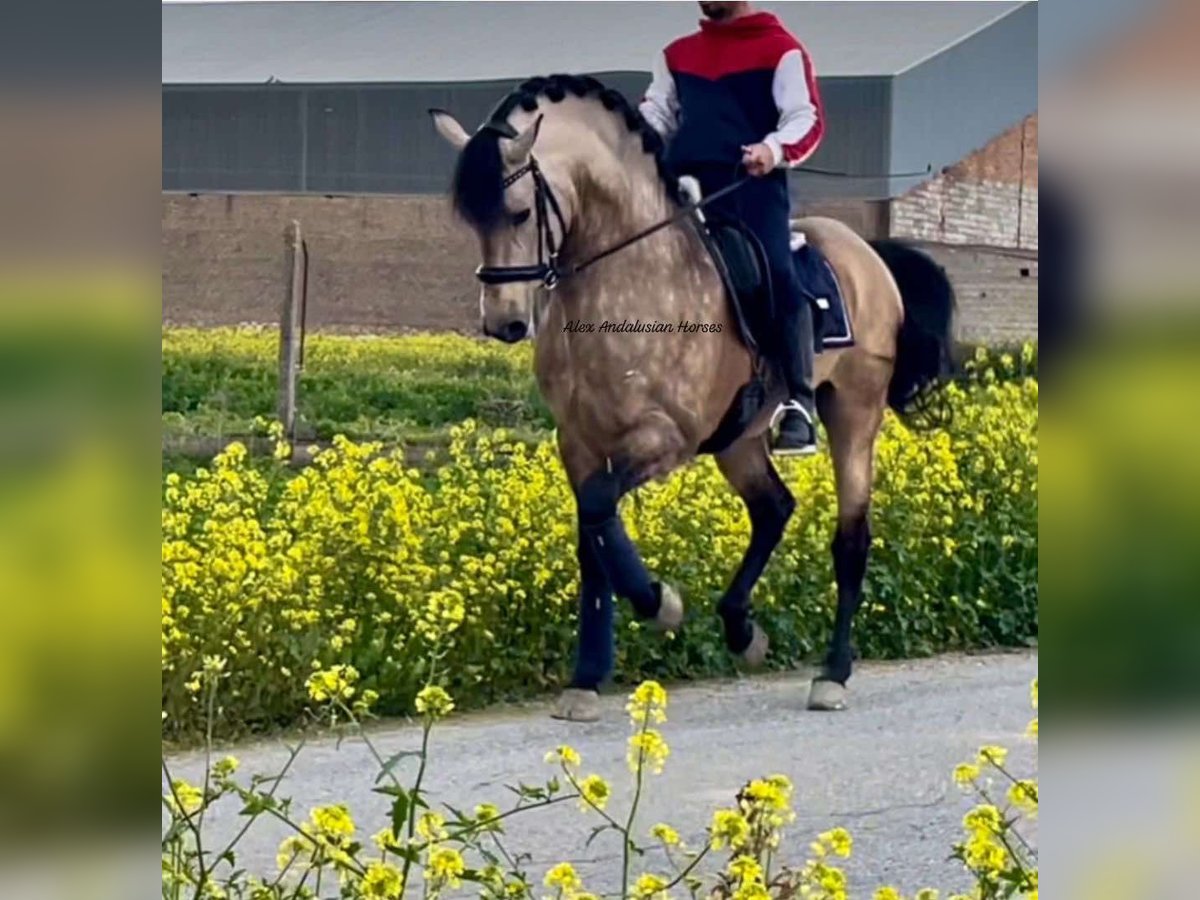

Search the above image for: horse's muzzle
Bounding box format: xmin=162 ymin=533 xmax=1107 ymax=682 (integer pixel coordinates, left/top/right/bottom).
xmin=484 ymin=320 xmax=528 ymax=343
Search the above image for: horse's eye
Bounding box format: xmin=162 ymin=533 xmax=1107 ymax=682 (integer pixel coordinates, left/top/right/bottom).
xmin=510 ymin=209 xmax=531 ymax=227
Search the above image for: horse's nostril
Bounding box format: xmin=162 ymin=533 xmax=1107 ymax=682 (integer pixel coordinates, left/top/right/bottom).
xmin=498 ymin=321 xmax=528 ymax=343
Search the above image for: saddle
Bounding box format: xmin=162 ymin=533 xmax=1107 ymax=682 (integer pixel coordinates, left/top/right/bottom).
xmin=692 ymin=206 xmax=854 ymax=357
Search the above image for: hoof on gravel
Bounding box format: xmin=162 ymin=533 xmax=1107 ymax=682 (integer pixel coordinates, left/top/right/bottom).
xmin=807 ymin=679 xmax=848 ymax=711
xmin=551 ymin=688 xmax=601 ymax=722
xmin=739 ymin=622 xmax=770 ymax=669
xmin=654 ymin=582 xmax=684 ymax=633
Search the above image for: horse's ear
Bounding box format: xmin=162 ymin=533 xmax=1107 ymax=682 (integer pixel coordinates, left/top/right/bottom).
xmin=429 ymin=108 xmax=470 ymax=150
xmin=502 ymin=114 xmax=543 ymax=164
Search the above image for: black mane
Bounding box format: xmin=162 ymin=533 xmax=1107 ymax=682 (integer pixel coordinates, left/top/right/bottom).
xmin=449 ymin=73 xmax=681 ymax=232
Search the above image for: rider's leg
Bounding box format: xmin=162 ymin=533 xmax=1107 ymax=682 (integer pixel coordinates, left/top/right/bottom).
xmin=740 ymin=174 xmax=817 ymax=454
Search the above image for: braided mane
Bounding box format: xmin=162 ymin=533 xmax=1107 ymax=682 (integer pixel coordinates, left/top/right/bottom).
xmin=450 ymin=73 xmax=682 ymax=232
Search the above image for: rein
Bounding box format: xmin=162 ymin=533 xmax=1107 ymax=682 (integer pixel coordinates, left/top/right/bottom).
xmin=475 ymin=150 xmax=750 ymax=291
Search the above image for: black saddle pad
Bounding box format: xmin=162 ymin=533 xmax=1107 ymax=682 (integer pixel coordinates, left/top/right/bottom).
xmin=793 ymin=241 xmax=854 ymax=350
xmin=703 ymin=217 xmax=854 ymax=354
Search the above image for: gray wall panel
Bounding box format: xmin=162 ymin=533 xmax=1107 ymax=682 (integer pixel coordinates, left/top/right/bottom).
xmin=888 ymin=1 xmax=1036 ymax=196
xmin=163 ymin=73 xmax=890 ymax=200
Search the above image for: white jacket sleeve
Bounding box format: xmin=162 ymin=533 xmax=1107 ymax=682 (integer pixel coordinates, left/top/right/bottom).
xmin=762 ymin=48 xmax=824 ymax=169
xmin=638 ymin=51 xmax=679 ymax=140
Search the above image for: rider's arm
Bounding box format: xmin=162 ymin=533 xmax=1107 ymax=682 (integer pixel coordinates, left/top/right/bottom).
xmin=638 ymin=51 xmax=679 ymax=140
xmin=762 ymin=47 xmax=824 ymax=169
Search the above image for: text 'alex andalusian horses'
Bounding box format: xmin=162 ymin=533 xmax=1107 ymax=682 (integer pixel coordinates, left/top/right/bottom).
xmin=431 ymin=74 xmax=954 ymax=719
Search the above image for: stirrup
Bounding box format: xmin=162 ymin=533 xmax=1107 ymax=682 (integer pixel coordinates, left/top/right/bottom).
xmin=770 ymin=399 xmax=813 ymax=429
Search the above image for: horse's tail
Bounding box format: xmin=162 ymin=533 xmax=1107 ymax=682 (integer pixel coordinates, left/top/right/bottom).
xmin=869 ymin=239 xmax=957 ymax=427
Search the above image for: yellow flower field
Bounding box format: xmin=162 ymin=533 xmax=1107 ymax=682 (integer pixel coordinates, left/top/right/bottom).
xmin=162 ymin=363 xmax=1037 ymax=740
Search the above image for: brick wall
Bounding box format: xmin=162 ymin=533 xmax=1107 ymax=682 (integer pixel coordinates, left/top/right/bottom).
xmin=891 ymin=115 xmax=1038 ymax=250
xmin=163 ymin=190 xmax=1035 ymax=341
xmin=162 ymin=192 xmax=481 ymax=332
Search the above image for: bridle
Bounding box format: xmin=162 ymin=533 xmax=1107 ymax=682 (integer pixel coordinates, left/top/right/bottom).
xmin=474 ymin=121 xmax=751 ymax=291
xmin=475 ymin=154 xmax=570 ymax=290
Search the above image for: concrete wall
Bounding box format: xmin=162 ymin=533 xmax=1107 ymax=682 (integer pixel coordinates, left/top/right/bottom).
xmin=163 ymin=191 xmax=1036 ymax=342
xmin=891 ymin=115 xmax=1037 ymax=249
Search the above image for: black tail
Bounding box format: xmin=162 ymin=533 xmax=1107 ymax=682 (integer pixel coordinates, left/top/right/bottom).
xmin=869 ymin=239 xmax=956 ymax=426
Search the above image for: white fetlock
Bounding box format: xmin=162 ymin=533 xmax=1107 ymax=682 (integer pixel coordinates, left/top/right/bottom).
xmin=551 ymin=688 xmax=601 ymax=722
xmin=654 ymin=582 xmax=684 ymax=633
xmin=739 ymin=622 xmax=770 ymax=668
xmin=807 ymin=679 xmax=848 ymax=711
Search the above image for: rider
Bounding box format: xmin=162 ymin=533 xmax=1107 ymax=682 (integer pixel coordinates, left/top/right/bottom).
xmin=639 ymin=1 xmax=824 ymax=455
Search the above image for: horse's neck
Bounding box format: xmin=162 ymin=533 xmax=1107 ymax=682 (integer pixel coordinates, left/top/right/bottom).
xmin=557 ymin=157 xmax=714 ymax=320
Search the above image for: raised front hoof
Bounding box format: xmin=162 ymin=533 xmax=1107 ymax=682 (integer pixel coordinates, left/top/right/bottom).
xmin=654 ymin=582 xmax=685 ymax=633
xmin=737 ymin=622 xmax=770 ymax=669
xmin=807 ymin=679 xmax=848 ymax=711
xmin=551 ymin=688 xmax=602 ymax=722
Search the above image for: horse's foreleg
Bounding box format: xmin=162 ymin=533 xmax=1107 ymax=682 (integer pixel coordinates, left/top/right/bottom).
xmin=552 ymin=527 xmax=614 ymax=722
xmin=571 ymin=527 xmax=614 ymax=691
xmin=715 ymin=437 xmax=796 ymax=666
xmin=575 ymin=467 xmax=680 ymax=627
xmin=809 ymin=380 xmax=883 ymax=711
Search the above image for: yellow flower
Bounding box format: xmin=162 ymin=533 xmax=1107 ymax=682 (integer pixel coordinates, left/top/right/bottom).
xmin=963 ymin=831 xmax=1007 ymax=872
xmin=545 ymin=744 xmax=582 ymax=768
xmin=167 ymin=778 xmax=204 ymax=816
xmin=963 ymin=804 xmax=1002 ymax=836
xmin=578 ymin=774 xmax=611 ymax=811
xmin=414 ymin=684 xmax=455 ymax=720
xmin=544 ymin=862 xmax=583 ymax=892
xmin=627 ymin=729 xmax=670 ymax=774
xmin=651 ymin=822 xmax=680 ymax=846
xmin=310 ymin=804 xmax=355 ymax=841
xmin=710 ymin=809 xmax=750 ymax=850
xmin=1007 ymin=779 xmax=1038 ymax=817
xmin=416 ymin=811 xmax=447 ymax=842
xmin=874 ymin=888 xmax=904 ymax=900
xmin=1030 ymin=678 xmax=1038 ymax=710
xmin=306 ymin=665 xmax=359 ymax=703
xmin=474 ymin=802 xmax=502 ymax=831
xmin=212 ymin=756 xmax=239 ymax=779
xmin=425 ymin=846 xmax=465 ymax=887
xmin=626 ymin=680 xmax=668 ymax=725
xmin=276 ymin=835 xmax=308 ymax=872
xmin=976 ymin=745 xmax=1008 ymax=768
xmin=360 ymin=860 xmax=404 ymax=898
xmin=372 ymin=827 xmax=398 ymax=852
xmin=952 ymin=763 xmax=981 ymax=787
xmin=915 ymin=891 xmax=940 ymax=900
xmin=822 ymin=827 xmax=853 ymax=858
xmin=633 ymin=873 xmax=670 ymax=899
xmin=727 ymin=853 xmax=763 ymax=883
xmin=1027 ymin=717 xmax=1038 ymax=738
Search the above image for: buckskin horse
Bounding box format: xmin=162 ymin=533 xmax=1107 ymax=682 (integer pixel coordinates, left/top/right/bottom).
xmin=430 ymin=75 xmax=954 ymax=719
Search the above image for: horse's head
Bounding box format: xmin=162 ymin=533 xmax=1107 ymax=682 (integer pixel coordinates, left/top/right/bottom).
xmin=431 ymin=108 xmax=572 ymax=343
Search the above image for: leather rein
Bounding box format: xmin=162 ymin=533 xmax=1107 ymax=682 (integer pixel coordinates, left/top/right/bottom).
xmin=475 ymin=138 xmax=750 ymax=291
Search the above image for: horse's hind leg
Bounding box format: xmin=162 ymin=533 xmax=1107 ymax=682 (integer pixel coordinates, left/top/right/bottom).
xmin=808 ymin=377 xmax=885 ymax=711
xmin=715 ymin=437 xmax=796 ymax=666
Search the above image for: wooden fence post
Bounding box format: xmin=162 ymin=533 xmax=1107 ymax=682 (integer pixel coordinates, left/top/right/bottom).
xmin=278 ymin=220 xmax=306 ymax=442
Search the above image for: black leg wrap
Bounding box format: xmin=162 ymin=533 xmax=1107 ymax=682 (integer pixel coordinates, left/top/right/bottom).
xmin=571 ymin=534 xmax=614 ymax=691
xmin=577 ymin=469 xmax=660 ymax=620
xmin=718 ymin=601 xmax=756 ymax=655
xmin=822 ymin=516 xmax=871 ymax=685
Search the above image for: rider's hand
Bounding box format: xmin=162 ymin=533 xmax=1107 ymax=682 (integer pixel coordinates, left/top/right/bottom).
xmin=741 ymin=143 xmax=776 ymax=177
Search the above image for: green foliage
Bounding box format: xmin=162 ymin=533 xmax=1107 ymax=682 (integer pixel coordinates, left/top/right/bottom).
xmin=162 ymin=377 xmax=1037 ymax=741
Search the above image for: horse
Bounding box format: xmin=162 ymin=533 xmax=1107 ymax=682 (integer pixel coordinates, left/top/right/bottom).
xmin=430 ymin=74 xmax=954 ymax=720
